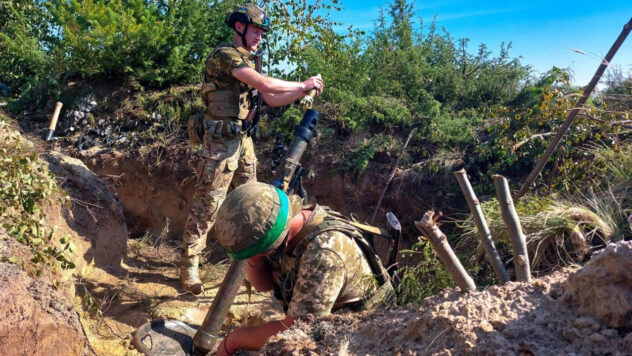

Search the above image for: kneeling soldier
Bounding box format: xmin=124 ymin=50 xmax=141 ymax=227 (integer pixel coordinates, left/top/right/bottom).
xmin=212 ymin=182 xmax=394 ymax=355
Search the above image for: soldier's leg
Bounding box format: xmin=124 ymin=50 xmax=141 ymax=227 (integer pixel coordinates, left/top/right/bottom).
xmin=231 ymin=135 xmax=257 ymax=186
xmin=181 ymin=135 xmax=240 ymax=294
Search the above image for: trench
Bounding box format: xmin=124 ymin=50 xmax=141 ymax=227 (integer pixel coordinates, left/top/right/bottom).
xmin=75 ymin=143 xmax=436 ymax=355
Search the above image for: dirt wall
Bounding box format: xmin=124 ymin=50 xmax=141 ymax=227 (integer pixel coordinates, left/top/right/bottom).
xmin=0 ymin=236 xmax=94 ymax=356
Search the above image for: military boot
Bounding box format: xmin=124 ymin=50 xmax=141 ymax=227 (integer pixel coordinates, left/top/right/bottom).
xmin=180 ymin=255 xmax=203 ymax=295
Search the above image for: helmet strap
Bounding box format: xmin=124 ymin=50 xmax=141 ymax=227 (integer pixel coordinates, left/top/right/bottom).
xmin=238 ymin=23 xmax=249 ymax=49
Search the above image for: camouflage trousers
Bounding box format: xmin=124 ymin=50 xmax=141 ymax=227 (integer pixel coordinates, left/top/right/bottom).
xmin=182 ymin=121 xmax=257 ymax=257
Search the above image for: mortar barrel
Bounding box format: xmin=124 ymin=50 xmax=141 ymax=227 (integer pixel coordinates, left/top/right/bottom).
xmin=193 ymin=259 xmax=247 ymax=353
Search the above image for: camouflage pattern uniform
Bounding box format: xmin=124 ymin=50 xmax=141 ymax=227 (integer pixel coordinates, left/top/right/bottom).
xmin=267 ymin=205 xmax=378 ymax=318
xmin=180 ymin=43 xmax=257 ymax=292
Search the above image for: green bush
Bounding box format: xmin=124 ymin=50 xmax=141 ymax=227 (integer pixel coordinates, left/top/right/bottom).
xmin=396 ymin=241 xmax=454 ymax=306
xmin=338 ymin=134 xmax=389 ymax=179
xmin=0 ymin=0 xmax=57 ymax=110
xmin=262 ymin=105 xmax=303 ymax=142
xmin=466 ymin=67 xmax=623 ymax=192
xmin=427 ymin=109 xmax=481 ymax=148
xmin=326 ymin=88 xmax=413 ymax=131
xmin=0 ymin=115 xmax=74 ymax=273
xmin=44 ymin=0 xmax=240 ymax=86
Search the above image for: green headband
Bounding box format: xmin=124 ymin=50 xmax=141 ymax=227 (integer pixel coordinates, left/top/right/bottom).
xmin=227 ymin=187 xmax=289 ymax=260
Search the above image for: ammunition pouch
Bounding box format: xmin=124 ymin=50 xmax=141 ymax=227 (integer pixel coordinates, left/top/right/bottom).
xmin=203 ymin=117 xmax=244 ymax=139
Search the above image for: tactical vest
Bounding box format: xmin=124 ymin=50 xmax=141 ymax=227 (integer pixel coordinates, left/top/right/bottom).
xmin=267 ymin=205 xmax=395 ymax=313
xmin=201 ymin=44 xmax=253 ymax=121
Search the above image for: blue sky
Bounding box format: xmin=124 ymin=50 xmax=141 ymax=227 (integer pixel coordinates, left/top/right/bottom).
xmin=329 ymin=0 xmax=632 ymax=86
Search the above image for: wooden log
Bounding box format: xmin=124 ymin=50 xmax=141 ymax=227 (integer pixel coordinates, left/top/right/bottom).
xmin=454 ymin=169 xmax=510 ymax=283
xmin=414 ymin=211 xmax=476 ymax=292
xmin=492 ymin=175 xmax=531 ymax=282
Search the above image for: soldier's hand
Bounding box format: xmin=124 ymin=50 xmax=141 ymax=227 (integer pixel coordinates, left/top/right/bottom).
xmin=303 ymin=75 xmax=324 ymax=97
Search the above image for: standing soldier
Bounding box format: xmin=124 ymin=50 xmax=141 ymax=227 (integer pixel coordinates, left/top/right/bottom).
xmin=181 ymin=3 xmax=325 ymax=294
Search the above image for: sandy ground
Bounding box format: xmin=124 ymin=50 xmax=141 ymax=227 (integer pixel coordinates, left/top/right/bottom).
xmin=77 ymin=239 xmax=283 ymax=356
xmin=263 ymin=267 xmax=632 ymax=355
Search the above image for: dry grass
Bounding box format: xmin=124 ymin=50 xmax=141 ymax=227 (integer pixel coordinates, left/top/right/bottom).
xmin=461 ymin=188 xmax=629 ymax=274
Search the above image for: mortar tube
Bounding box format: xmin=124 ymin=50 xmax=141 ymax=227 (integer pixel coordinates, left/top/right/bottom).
xmin=193 ymin=259 xmax=247 ymax=354
xmin=271 ymin=109 xmax=319 ymax=191
xmin=45 ymin=102 xmax=63 ymax=141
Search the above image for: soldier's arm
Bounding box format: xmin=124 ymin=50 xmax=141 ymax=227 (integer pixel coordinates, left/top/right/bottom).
xmin=232 ymin=67 xmax=323 ymax=96
xmin=260 ymin=91 xmax=311 ymax=107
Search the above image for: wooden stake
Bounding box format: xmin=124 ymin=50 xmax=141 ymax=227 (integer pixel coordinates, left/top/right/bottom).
xmin=414 ymin=211 xmax=476 ymax=292
xmin=514 ymin=17 xmax=632 ymax=200
xmin=454 ymin=169 xmax=509 ymax=283
xmin=492 ymin=175 xmax=531 ymax=282
xmin=45 ymin=101 xmax=63 ymax=141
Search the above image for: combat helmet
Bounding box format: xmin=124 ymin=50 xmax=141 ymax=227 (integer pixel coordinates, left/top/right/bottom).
xmin=214 ymin=182 xmax=301 ymax=260
xmin=225 ymin=3 xmax=270 ymax=32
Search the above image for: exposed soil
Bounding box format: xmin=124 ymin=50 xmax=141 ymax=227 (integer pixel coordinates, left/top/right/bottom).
xmin=75 ymin=238 xmax=283 ymax=356
xmin=0 ymin=237 xmax=93 ymax=356
xmin=44 ymin=150 xmax=128 ymax=272
xmin=81 ymin=142 xmax=197 ymax=242
xmin=263 ymin=266 xmax=632 ymax=355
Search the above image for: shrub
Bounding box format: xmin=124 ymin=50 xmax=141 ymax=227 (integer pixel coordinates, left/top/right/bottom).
xmin=47 ymin=0 xmax=238 ymax=86
xmin=396 ymin=241 xmax=454 ymax=305
xmin=0 ymin=114 xmax=74 ymax=273
xmin=262 ymin=105 xmax=303 ymax=142
xmin=338 ymin=134 xmax=389 ymax=179
xmin=426 ymin=109 xmax=481 ymax=148
xmin=326 ymin=88 xmax=414 ymax=131
xmin=0 ymin=0 xmax=57 ymax=110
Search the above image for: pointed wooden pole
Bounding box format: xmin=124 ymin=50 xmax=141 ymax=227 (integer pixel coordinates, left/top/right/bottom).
xmin=415 ymin=211 xmax=476 ymax=292
xmin=493 ymin=175 xmax=531 ymax=282
xmin=454 ymin=169 xmax=509 ymax=283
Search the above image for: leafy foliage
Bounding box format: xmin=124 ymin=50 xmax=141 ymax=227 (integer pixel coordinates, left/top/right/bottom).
xmin=338 ymin=134 xmax=389 ymax=179
xmin=261 ymin=105 xmax=303 ymax=141
xmin=396 ymin=241 xmax=453 ymax=305
xmin=0 ymin=115 xmax=75 ymax=273
xmin=0 ymin=0 xmax=57 ymax=110
xmin=326 ymin=88 xmax=414 ymax=132
xmin=263 ymin=0 xmax=344 ymax=79
xmin=47 ymin=0 xmax=239 ymax=85
xmin=599 ymin=69 xmax=632 ymax=111
xmin=468 ymin=67 xmax=627 ymax=193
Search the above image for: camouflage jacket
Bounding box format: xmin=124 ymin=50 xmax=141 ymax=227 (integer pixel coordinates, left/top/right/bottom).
xmin=266 ymin=205 xmax=386 ymax=318
xmin=201 ymin=43 xmax=255 ymax=121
